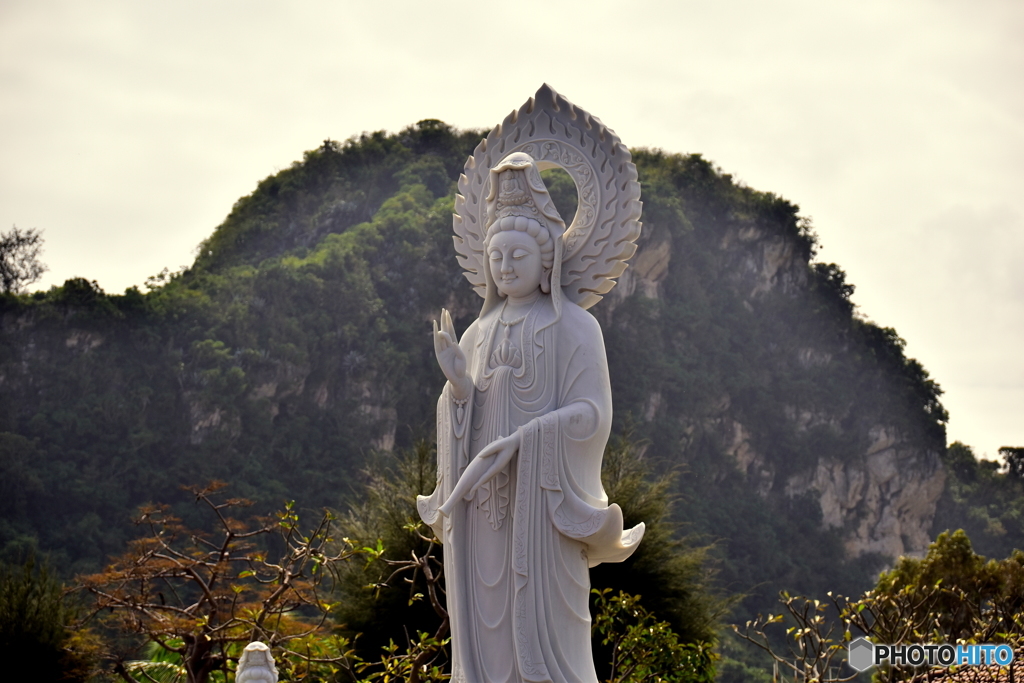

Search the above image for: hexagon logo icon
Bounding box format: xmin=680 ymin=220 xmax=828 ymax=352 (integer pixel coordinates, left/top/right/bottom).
xmin=848 ymin=637 xmax=875 ymax=672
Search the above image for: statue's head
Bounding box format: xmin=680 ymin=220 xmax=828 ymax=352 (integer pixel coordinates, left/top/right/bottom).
xmin=486 ymin=215 xmax=553 ymax=297
xmin=237 ymin=641 xmax=278 ymax=682
xmin=483 ymin=153 xmax=565 ymax=301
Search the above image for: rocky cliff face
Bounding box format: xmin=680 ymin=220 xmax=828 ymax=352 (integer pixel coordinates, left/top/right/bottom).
xmin=697 ymin=378 xmax=947 ymax=560
xmin=598 ymin=161 xmax=947 ymax=561
xmin=761 ymin=423 xmax=944 ymax=558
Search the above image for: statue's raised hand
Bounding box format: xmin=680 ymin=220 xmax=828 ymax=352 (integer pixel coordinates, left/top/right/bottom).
xmin=433 ymin=308 xmax=471 ymax=401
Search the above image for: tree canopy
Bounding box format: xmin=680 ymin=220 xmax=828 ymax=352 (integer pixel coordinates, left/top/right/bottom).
xmin=0 ymin=225 xmax=46 ymax=294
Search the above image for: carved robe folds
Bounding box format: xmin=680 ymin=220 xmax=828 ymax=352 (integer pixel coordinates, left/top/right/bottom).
xmin=418 ymin=298 xmax=644 ymax=683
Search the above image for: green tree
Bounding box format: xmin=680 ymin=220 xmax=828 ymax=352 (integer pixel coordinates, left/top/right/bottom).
xmin=0 ymin=225 xmax=47 ymax=293
xmin=334 ymin=441 xmax=450 ymax=663
xmin=591 ymin=431 xmax=724 ymax=646
xmin=932 ymin=442 xmax=1024 ymax=559
xmin=733 ymin=529 xmax=1024 ymax=682
xmin=0 ymin=556 xmax=94 ymax=681
xmin=592 ymin=589 xmax=716 ymax=683
xmin=874 ymin=529 xmax=1024 ymax=646
xmin=1000 ymin=445 xmax=1024 ymax=480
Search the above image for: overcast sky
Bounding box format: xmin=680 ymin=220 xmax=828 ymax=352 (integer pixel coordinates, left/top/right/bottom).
xmin=1 ymin=0 xmax=1021 ymax=459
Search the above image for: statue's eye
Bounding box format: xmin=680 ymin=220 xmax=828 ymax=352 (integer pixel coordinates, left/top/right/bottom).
xmin=512 ymin=249 xmax=529 ymax=260
xmin=489 ymin=251 xmax=501 ymax=260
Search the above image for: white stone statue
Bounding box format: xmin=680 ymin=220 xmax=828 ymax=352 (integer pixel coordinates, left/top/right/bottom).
xmin=236 ymin=641 xmax=278 ymax=683
xmin=417 ymin=85 xmax=646 ymax=683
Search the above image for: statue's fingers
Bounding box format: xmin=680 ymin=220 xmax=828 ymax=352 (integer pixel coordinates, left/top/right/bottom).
xmin=444 ymin=309 xmax=456 ymax=340
xmin=439 ymin=494 xmax=458 ymax=516
xmin=432 ymin=320 xmax=444 ymax=353
xmin=443 ymin=458 xmax=487 ymax=511
xmin=467 ymin=442 xmax=512 ymax=495
xmin=443 ymin=477 xmax=472 ymax=512
xmin=435 ymin=323 xmax=456 ymax=351
xmin=468 ymin=458 xmax=505 ymax=498
xmin=475 ymin=441 xmax=501 ymax=461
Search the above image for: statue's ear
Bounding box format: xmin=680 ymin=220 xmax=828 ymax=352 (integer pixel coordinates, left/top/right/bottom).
xmin=540 ymin=268 xmax=552 ymax=294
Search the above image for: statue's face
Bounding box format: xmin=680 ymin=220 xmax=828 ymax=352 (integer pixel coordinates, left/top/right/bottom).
xmin=488 ymin=230 xmax=543 ymax=299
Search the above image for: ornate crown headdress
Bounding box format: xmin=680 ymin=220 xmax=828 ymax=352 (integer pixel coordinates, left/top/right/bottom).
xmin=497 ymin=169 xmax=530 ymax=210
xmin=454 ymin=84 xmax=643 ymax=310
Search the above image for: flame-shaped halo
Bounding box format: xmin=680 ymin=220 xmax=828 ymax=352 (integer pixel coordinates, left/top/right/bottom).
xmin=454 ymin=84 xmax=642 ymax=310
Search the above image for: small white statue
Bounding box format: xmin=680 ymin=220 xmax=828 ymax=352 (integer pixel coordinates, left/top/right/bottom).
xmin=236 ymin=641 xmax=278 ymax=683
xmin=418 ymin=85 xmax=645 ymax=683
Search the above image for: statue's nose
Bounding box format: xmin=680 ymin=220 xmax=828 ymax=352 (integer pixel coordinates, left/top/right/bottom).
xmin=501 ymin=255 xmax=514 ymax=273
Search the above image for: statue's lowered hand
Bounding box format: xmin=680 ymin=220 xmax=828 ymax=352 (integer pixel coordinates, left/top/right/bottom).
xmin=439 ymin=431 xmax=520 ymax=516
xmin=433 ymin=308 xmax=470 ymax=400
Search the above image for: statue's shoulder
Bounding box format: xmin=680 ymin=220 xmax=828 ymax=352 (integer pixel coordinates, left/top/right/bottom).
xmin=461 ymin=317 xmax=480 ymax=337
xmin=557 ymin=299 xmax=604 ymax=340
xmin=460 ymin=315 xmax=487 ymax=349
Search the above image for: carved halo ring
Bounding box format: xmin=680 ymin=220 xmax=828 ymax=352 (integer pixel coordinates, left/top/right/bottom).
xmin=453 ymin=84 xmax=642 ymax=310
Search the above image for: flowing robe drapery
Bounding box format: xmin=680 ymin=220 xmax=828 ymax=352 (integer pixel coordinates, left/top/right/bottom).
xmin=418 ymin=297 xmax=645 ymax=683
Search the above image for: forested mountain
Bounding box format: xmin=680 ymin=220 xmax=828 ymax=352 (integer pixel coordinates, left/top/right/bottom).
xmin=0 ymin=120 xmax=1016 ymax=633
